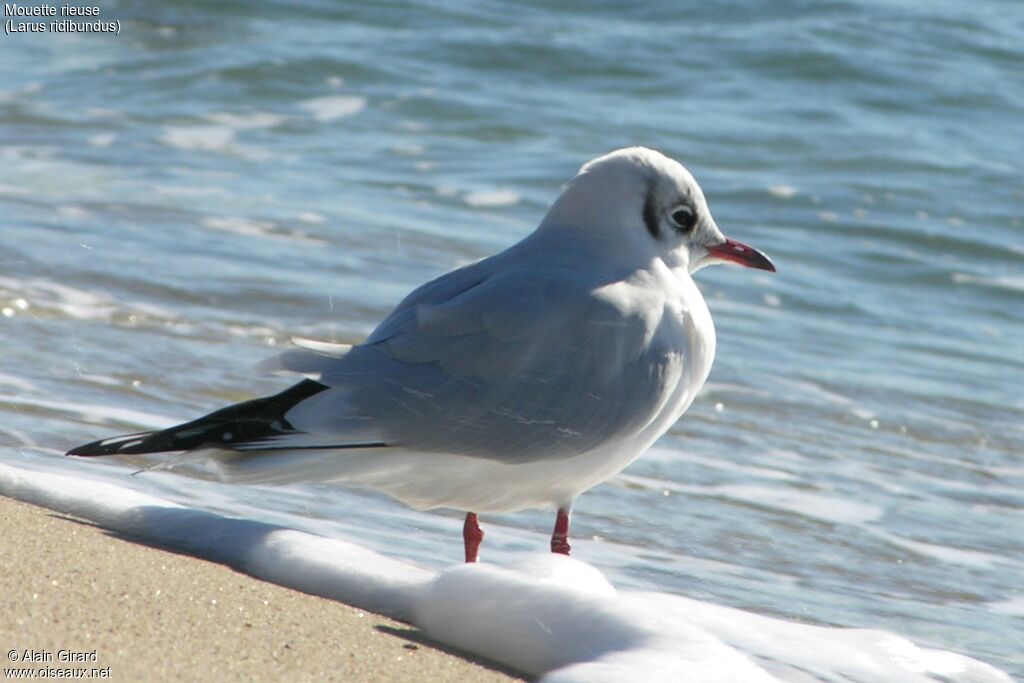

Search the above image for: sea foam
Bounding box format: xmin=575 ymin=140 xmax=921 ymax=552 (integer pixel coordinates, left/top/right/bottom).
xmin=0 ymin=459 xmax=1010 ymax=683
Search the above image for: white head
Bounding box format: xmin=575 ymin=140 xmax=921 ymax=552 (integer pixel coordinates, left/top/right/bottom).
xmin=539 ymin=147 xmax=774 ymax=274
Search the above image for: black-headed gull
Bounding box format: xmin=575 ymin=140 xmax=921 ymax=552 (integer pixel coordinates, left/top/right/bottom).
xmin=69 ymin=147 xmax=775 ymax=562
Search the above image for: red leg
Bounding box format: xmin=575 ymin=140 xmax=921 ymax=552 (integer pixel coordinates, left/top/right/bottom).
xmin=551 ymin=507 xmax=571 ymax=555
xmin=463 ymin=512 xmax=484 ymax=563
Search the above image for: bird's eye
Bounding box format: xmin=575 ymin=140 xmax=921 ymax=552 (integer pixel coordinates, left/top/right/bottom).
xmin=670 ymin=206 xmax=696 ymax=233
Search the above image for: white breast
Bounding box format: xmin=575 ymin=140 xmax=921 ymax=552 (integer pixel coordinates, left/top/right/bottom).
xmin=351 ymin=265 xmax=717 ymax=513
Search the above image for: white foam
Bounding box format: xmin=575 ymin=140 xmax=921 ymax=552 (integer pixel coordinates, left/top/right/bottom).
xmin=77 ymin=373 xmax=125 ymax=388
xmin=299 ymin=95 xmax=367 ymax=122
xmin=852 ymin=406 xmax=877 ymax=420
xmin=768 ymin=185 xmax=797 ymax=199
xmin=56 ymin=205 xmax=91 ymax=219
xmin=159 ymin=125 xmax=235 ymax=152
xmin=0 ymin=428 xmax=36 ymax=448
xmin=621 ymin=450 xmax=797 ymax=483
xmin=0 ymin=394 xmax=178 ymax=431
xmin=988 ymin=597 xmax=1024 ymax=617
xmin=151 ymin=184 xmax=229 ymax=199
xmin=620 ymin=474 xmax=883 ymax=526
xmin=773 ymin=377 xmax=855 ymax=406
xmin=201 ymin=216 xmax=326 ymax=245
xmin=0 ymin=276 xmax=175 ymax=323
xmin=0 ymin=372 xmax=36 ymax=392
xmin=296 ymin=211 xmax=326 ymax=225
xmin=951 ymin=272 xmax=1024 ymax=293
xmin=87 ymin=132 xmax=116 ymax=147
xmin=717 ymin=484 xmax=884 ymax=525
xmin=205 ymin=111 xmax=285 ymax=129
xmin=0 ymin=460 xmax=1009 ymax=683
xmin=870 ymin=530 xmax=1006 ymax=569
xmin=202 ymin=215 xmax=276 ymax=237
xmin=463 ymin=189 xmax=520 ymax=208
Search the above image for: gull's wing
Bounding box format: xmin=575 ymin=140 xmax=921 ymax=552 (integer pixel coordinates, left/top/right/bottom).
xmin=277 ymin=251 xmax=685 ymax=463
xmin=68 ymin=248 xmax=687 ymax=469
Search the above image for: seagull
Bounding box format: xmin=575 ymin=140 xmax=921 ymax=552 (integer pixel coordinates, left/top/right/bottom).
xmin=68 ymin=147 xmax=775 ymax=563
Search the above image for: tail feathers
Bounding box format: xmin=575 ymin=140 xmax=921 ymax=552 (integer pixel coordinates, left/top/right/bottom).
xmin=67 ymin=379 xmax=340 ymax=457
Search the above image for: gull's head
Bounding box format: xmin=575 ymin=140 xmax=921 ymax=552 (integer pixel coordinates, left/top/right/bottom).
xmin=539 ymin=147 xmax=775 ymax=274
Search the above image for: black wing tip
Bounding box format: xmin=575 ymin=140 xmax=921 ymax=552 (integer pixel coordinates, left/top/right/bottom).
xmin=66 ymin=379 xmax=332 ymax=458
xmin=67 ymin=432 xmax=155 ymax=457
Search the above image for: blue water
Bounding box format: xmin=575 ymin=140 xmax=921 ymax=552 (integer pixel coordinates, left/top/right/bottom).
xmin=1 ymin=0 xmax=1021 ymax=677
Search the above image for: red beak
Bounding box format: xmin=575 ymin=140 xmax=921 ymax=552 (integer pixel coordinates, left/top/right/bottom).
xmin=706 ymin=238 xmax=776 ymax=272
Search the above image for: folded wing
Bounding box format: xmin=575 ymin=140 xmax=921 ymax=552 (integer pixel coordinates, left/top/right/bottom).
xmin=275 ymin=257 xmax=681 ymax=463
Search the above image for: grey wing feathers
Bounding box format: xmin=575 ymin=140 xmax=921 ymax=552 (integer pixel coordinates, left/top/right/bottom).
xmin=276 ymin=257 xmax=679 ymax=463
xmin=365 ymin=257 xmax=491 ymax=345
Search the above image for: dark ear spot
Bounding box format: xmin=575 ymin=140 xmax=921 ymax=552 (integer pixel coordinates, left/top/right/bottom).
xmin=643 ymin=186 xmax=660 ymax=239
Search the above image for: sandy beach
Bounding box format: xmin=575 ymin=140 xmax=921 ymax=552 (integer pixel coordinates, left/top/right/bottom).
xmin=0 ymin=496 xmax=524 ymax=682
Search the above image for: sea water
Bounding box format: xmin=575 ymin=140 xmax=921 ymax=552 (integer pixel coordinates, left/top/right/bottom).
xmin=1 ymin=0 xmax=1021 ymax=677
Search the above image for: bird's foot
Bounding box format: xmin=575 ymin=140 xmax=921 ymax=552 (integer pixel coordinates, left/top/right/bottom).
xmin=463 ymin=512 xmax=484 ymax=563
xmin=550 ymin=507 xmax=571 ymax=555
